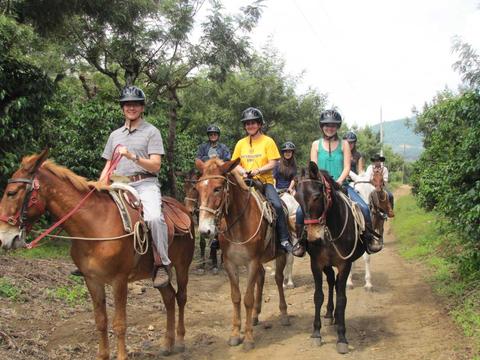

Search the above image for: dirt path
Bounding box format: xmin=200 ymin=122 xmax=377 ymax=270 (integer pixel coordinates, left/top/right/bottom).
xmin=0 ymin=185 xmax=475 ymax=359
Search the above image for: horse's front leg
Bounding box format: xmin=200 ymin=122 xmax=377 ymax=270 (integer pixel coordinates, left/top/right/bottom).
xmin=275 ymin=254 xmax=290 ymax=326
xmin=334 ymin=261 xmax=352 ymax=354
xmin=84 ymin=279 xmax=109 ymax=360
xmin=199 ymin=235 xmax=206 ymax=271
xmin=158 ymin=284 xmax=177 ymax=355
xmin=310 ymin=256 xmax=324 ymax=346
xmin=111 ymin=277 xmax=128 ymax=360
xmin=252 ymin=264 xmax=265 ymax=326
xmin=323 ymin=266 xmax=335 ymax=324
xmin=284 ymin=253 xmax=295 ymax=288
xmin=174 ymin=264 xmax=189 ymax=352
xmin=243 ymin=260 xmax=261 ymax=350
xmin=223 ymin=259 xmax=242 ymax=346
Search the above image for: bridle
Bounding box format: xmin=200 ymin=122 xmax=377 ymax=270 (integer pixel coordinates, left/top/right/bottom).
xmin=0 ymin=176 xmax=46 ymax=242
xmin=197 ymin=175 xmax=231 ymax=221
xmin=297 ymin=173 xmax=332 ymax=226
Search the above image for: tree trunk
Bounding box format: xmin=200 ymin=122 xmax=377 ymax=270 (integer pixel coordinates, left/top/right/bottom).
xmin=166 ymin=87 xmax=179 ymax=198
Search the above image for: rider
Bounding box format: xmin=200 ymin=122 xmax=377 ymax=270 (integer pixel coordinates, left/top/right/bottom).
xmin=273 ymin=141 xmax=297 ymax=194
xmin=365 ymin=154 xmax=395 ymax=217
xmin=231 ymin=107 xmax=293 ymax=253
xmin=343 ymin=131 xmax=365 ymax=175
xmin=100 ymin=85 xmax=170 ymax=288
xmin=196 ymin=125 xmax=231 ymax=268
xmin=196 ymin=125 xmax=231 ymax=162
xmin=293 ymin=109 xmax=382 ymax=257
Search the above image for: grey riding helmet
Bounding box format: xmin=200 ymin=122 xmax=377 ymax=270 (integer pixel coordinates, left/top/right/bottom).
xmin=206 ymin=125 xmax=221 ymax=135
xmin=343 ymin=131 xmax=357 ymax=143
xmin=319 ymin=109 xmax=342 ymax=127
xmin=240 ymin=107 xmax=265 ymax=126
xmin=281 ymin=141 xmax=296 ymax=152
xmin=119 ymin=86 xmax=146 ymax=105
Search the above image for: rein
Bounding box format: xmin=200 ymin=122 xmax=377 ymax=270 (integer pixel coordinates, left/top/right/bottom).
xmin=297 ymin=174 xmax=332 ymax=226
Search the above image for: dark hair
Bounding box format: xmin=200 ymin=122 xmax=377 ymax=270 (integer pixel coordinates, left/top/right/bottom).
xmin=278 ymin=154 xmax=297 ymax=181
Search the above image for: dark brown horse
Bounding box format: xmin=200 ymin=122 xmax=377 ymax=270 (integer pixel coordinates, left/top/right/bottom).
xmin=195 ymin=158 xmax=289 ymax=350
xmin=0 ymin=150 xmax=195 ymax=359
xmin=182 ymin=169 xmax=221 ymax=272
xmin=369 ymin=169 xmax=393 ymax=241
xmin=295 ymin=161 xmax=365 ymax=354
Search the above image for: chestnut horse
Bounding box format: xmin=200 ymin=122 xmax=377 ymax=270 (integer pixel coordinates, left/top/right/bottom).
xmin=195 ymin=158 xmax=290 ymax=350
xmin=295 ymin=162 xmax=365 ymax=354
xmin=369 ymin=169 xmax=392 ymax=242
xmin=0 ymin=150 xmax=195 ymax=360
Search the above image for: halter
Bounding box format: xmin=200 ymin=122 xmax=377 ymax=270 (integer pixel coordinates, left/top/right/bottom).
xmin=196 ymin=175 xmax=231 ymax=221
xmin=0 ymin=177 xmax=46 ymax=242
xmin=297 ymin=174 xmax=332 ymax=226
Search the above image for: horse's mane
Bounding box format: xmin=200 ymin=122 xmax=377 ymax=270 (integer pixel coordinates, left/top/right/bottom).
xmin=21 ymin=155 xmax=97 ymax=193
xmin=203 ymin=158 xmax=248 ymax=191
xmin=299 ymin=167 xmax=341 ymax=192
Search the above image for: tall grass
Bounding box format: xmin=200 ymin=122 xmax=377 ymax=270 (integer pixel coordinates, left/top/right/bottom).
xmin=391 ymin=194 xmax=480 ymax=351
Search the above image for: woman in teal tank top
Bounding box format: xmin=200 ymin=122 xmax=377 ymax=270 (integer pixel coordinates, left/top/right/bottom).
xmin=292 ymin=109 xmax=382 ymax=257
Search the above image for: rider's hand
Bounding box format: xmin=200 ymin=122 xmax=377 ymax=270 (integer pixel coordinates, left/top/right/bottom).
xmin=118 ymin=146 xmax=135 ymax=161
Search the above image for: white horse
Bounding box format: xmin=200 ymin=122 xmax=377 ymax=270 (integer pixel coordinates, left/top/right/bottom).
xmin=347 ymin=171 xmax=375 ymax=291
xmin=267 ymin=191 xmax=299 ymax=289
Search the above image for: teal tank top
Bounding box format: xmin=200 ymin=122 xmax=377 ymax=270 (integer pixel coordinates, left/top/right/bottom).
xmin=317 ymin=138 xmax=344 ymax=181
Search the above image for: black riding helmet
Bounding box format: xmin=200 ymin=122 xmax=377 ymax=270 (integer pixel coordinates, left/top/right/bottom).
xmin=343 ymin=131 xmax=357 ymax=143
xmin=119 ymin=86 xmax=146 ymax=105
xmin=281 ymin=141 xmax=296 ymax=152
xmin=206 ymin=125 xmax=221 ymax=135
xmin=319 ymin=109 xmax=342 ymax=128
xmin=240 ymin=107 xmax=265 ymax=126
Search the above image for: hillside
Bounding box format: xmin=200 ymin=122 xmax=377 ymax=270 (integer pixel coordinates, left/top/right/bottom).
xmin=371 ymin=117 xmax=423 ymax=161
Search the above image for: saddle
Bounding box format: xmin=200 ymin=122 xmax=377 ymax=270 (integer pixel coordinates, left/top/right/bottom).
xmin=162 ymin=197 xmax=193 ymax=245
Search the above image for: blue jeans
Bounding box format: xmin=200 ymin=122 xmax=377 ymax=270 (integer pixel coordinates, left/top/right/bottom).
xmin=264 ymin=183 xmax=290 ymax=242
xmin=295 ymin=185 xmax=372 ymax=228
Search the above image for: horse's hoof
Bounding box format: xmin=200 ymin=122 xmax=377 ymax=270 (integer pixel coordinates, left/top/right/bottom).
xmin=174 ymin=343 xmax=186 ymax=353
xmin=284 ymin=282 xmax=295 ymax=289
xmin=336 ymin=342 xmax=349 ymax=354
xmin=252 ymin=317 xmax=259 ymax=326
xmin=243 ymin=341 xmax=255 ymax=351
xmin=364 ymin=285 xmax=373 ymax=292
xmin=311 ymin=337 xmax=322 ymax=346
xmin=159 ymin=347 xmax=172 ymax=356
xmin=194 ymin=268 xmax=205 ymax=275
xmin=280 ymin=316 xmax=290 ymax=326
xmin=347 ymin=283 xmax=354 ymax=290
xmin=228 ymin=336 xmax=243 ymax=346
xmin=324 ymin=316 xmax=334 ymax=326
xmin=211 ymin=267 xmax=219 ymax=275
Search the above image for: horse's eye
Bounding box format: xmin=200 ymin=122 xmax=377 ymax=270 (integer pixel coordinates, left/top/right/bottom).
xmin=214 ymin=186 xmax=223 ymax=193
xmin=7 ymin=190 xmax=17 ymax=197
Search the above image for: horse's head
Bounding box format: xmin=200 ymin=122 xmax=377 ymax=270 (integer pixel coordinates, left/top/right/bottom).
xmin=371 ymin=168 xmax=384 ymax=191
xmin=195 ymin=158 xmax=240 ymax=239
xmin=182 ymin=169 xmax=199 ymax=215
xmin=0 ymin=149 xmax=49 ymax=250
xmin=295 ymin=161 xmax=336 ymax=242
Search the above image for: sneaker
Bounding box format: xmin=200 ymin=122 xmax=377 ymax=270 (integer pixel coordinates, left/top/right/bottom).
xmin=153 ymin=266 xmax=170 ymax=289
xmin=280 ymin=240 xmax=293 ymax=253
xmin=70 ymin=269 xmax=84 ymax=277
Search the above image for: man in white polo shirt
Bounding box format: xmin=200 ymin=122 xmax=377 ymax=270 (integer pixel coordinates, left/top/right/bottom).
xmin=100 ymin=86 xmax=170 ymax=288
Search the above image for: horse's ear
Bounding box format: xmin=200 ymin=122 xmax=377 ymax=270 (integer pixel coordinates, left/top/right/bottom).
xmin=308 ymin=161 xmax=319 ymax=179
xmin=24 ymin=148 xmax=49 ymax=174
xmin=195 ymin=159 xmax=205 ymax=174
xmin=220 ymin=158 xmax=240 ymax=174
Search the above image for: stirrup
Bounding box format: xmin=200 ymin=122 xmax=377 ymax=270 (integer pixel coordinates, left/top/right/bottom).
xmin=292 ymin=242 xmax=306 ymax=257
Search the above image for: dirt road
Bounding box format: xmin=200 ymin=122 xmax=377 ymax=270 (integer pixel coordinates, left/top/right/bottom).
xmin=0 ymin=185 xmax=475 ymax=359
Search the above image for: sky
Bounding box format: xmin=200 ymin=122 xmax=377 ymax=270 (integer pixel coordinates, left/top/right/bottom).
xmin=221 ymin=0 xmax=480 ymax=127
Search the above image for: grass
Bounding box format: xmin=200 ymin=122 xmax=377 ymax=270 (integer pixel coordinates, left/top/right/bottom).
xmin=391 ymin=193 xmax=480 ymax=352
xmin=11 ymin=238 xmax=70 ymax=259
xmin=47 ymin=283 xmax=89 ymax=305
xmin=0 ymin=276 xmax=21 ymax=301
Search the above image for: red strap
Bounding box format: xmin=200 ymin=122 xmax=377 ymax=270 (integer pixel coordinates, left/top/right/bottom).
xmin=27 ymin=145 xmax=124 ymax=249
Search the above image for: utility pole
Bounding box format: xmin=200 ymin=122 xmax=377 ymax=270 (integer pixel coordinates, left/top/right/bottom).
xmin=380 ymin=106 xmax=384 ymax=156
xmin=402 ymin=143 xmax=406 ymax=184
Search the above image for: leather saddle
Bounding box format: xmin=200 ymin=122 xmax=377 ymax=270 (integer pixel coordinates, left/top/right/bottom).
xmin=162 ymin=196 xmax=193 ymax=244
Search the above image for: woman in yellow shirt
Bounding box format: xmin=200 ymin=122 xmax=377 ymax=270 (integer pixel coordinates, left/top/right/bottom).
xmin=231 ymin=107 xmax=293 ymax=253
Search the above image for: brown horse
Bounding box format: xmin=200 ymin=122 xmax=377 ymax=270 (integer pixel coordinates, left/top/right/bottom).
xmin=0 ymin=150 xmax=195 ymax=360
xmin=369 ymin=169 xmax=393 ymax=240
xmin=195 ymin=158 xmax=289 ymax=350
xmin=295 ymin=162 xmax=365 ymax=354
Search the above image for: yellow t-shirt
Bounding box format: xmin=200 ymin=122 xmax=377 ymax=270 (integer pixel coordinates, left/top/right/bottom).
xmin=231 ymin=134 xmax=280 ymax=184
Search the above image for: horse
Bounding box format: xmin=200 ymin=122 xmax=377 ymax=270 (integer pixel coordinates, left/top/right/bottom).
xmin=347 ymin=171 xmax=375 ymax=291
xmin=0 ymin=150 xmax=195 ymax=360
xmin=369 ymin=168 xmax=393 ymax=241
xmin=182 ymin=169 xmax=221 ymax=273
xmin=295 ymin=162 xmax=365 ymax=354
xmin=194 ymin=158 xmax=290 ymax=350
xmin=268 ymin=190 xmax=299 ymax=289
